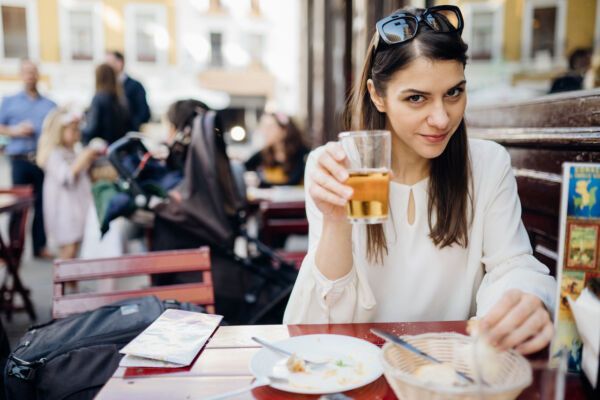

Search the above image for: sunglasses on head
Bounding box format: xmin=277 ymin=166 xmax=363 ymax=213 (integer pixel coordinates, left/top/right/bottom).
xmin=375 ymin=5 xmax=463 ymax=51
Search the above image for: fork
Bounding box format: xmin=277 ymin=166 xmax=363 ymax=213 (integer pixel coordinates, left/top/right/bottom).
xmin=203 ymin=376 xmax=287 ymax=400
xmin=251 ymin=336 xmax=330 ymax=367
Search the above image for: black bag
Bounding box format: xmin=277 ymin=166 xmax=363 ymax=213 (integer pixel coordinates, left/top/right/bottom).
xmin=4 ymin=296 xmax=204 ymax=400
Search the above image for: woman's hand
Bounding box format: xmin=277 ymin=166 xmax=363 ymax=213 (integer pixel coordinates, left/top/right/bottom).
xmin=308 ymin=142 xmax=353 ymax=222
xmin=481 ymin=289 xmax=553 ymax=355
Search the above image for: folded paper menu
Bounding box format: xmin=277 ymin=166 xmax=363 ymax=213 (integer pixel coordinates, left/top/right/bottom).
xmin=568 ymin=288 xmax=600 ymax=388
xmin=119 ymin=309 xmax=223 ymax=368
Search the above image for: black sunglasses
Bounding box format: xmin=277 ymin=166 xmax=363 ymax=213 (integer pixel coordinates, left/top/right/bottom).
xmin=375 ymin=5 xmax=463 ymax=51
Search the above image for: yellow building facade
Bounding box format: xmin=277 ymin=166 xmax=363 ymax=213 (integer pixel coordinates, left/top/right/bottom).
xmin=446 ymin=0 xmax=597 ymax=63
xmin=0 ymin=0 xmax=178 ymax=66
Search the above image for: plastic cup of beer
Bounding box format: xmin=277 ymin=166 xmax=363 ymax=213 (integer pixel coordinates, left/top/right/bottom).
xmin=338 ymin=130 xmax=391 ymax=224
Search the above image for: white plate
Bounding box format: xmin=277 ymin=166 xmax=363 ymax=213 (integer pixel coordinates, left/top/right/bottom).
xmin=249 ymin=334 xmax=383 ymax=394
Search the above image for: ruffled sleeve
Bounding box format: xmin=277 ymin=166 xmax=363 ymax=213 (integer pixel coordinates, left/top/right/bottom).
xmin=283 ymin=148 xmax=376 ymax=324
xmin=475 ymin=145 xmax=556 ymax=317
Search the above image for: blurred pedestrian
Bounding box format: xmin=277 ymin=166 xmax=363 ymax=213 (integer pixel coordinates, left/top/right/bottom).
xmin=584 ymin=52 xmax=600 ymax=89
xmin=0 ymin=60 xmax=56 ymax=258
xmin=245 ymin=112 xmax=310 ymax=187
xmin=37 ymin=109 xmax=100 ymax=261
xmin=106 ymin=51 xmax=151 ymax=132
xmin=82 ymin=63 xmax=129 ymax=145
xmin=549 ymin=48 xmax=591 ymax=94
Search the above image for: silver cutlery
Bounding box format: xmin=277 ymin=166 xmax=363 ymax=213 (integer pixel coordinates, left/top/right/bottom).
xmin=370 ymin=328 xmax=478 ymax=385
xmin=251 ymin=336 xmax=330 ymax=367
xmin=202 ymin=376 xmax=287 ymax=400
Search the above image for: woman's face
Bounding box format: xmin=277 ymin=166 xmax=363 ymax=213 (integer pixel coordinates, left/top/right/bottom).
xmin=258 ymin=114 xmax=285 ymax=147
xmin=368 ymin=58 xmax=467 ymax=161
xmin=62 ymin=122 xmax=81 ymax=147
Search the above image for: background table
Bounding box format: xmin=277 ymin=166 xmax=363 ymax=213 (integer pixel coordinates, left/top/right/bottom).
xmin=96 ymin=321 xmax=587 ymax=399
xmin=0 ymin=191 xmax=35 ymax=320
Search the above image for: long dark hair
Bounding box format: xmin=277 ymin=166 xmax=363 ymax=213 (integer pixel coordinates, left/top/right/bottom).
xmin=261 ymin=113 xmax=308 ymax=176
xmin=95 ymin=63 xmax=119 ymax=96
xmin=344 ymin=7 xmax=473 ymax=264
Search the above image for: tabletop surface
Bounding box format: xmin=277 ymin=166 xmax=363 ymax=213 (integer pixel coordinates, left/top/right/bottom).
xmin=0 ymin=193 xmax=31 ymax=213
xmin=95 ymin=321 xmax=586 ymax=400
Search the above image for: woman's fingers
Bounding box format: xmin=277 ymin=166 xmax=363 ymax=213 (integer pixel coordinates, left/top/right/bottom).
xmin=515 ymin=322 xmax=554 ymax=355
xmin=322 ymin=142 xmax=349 ymax=181
xmin=309 ymin=180 xmax=347 ymax=206
xmin=311 ymin=167 xmax=352 ymax=199
xmin=484 ymin=292 xmax=539 ymax=347
xmin=308 ymin=142 xmax=353 ymax=207
xmin=496 ymin=307 xmax=551 ymax=351
xmin=481 ymin=289 xmax=553 ymax=353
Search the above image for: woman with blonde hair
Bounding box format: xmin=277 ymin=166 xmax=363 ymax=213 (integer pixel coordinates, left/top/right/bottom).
xmin=38 ymin=108 xmax=100 ymax=260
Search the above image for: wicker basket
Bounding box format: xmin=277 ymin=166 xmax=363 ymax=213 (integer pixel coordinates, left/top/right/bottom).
xmin=380 ymin=332 xmax=532 ymax=400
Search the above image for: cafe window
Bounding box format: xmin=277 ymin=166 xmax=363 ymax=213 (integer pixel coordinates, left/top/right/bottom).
xmin=70 ymin=10 xmax=93 ymax=60
xmin=125 ymin=4 xmax=168 ymax=65
xmin=464 ymin=3 xmax=503 ymax=62
xmin=0 ymin=4 xmax=28 ymax=59
xmin=60 ymin=1 xmax=103 ymax=62
xmin=531 ymin=7 xmax=556 ymax=58
xmin=522 ymin=0 xmax=566 ymax=63
xmin=210 ymin=32 xmax=224 ymax=67
xmin=247 ymin=33 xmax=264 ymax=64
xmin=470 ymin=11 xmax=494 ymax=60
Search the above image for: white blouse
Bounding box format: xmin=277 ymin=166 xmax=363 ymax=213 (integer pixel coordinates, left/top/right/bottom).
xmin=283 ymin=139 xmax=556 ymax=324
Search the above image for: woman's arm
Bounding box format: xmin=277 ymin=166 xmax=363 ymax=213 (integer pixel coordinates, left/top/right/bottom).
xmin=309 ymin=142 xmax=355 ymax=279
xmin=475 ymin=143 xmax=556 ymax=354
xmin=284 ymin=144 xmax=370 ymax=324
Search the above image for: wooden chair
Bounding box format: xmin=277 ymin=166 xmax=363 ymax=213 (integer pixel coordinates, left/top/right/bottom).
xmin=259 ymin=200 xmax=308 ymax=247
xmin=258 ymin=200 xmax=308 ymax=270
xmin=466 ymin=89 xmax=600 ymax=275
xmin=52 ymin=247 xmax=214 ymax=318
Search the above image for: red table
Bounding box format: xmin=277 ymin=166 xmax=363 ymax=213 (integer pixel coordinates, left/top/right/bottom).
xmin=95 ymin=321 xmax=586 ymax=399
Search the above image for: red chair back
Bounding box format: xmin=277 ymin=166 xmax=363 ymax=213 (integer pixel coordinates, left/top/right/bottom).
xmin=52 ymin=247 xmax=214 ymax=318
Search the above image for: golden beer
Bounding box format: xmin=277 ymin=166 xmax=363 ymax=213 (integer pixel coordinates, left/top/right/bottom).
xmin=345 ymin=170 xmax=390 ymax=223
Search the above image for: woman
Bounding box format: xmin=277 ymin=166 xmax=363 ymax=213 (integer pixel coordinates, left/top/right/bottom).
xmin=245 ymin=112 xmax=310 ymax=187
xmin=284 ymin=5 xmax=556 ymax=355
xmin=82 ymin=63 xmax=129 ymax=145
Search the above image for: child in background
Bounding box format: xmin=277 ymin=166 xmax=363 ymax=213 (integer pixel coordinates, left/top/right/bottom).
xmin=37 ymin=109 xmax=101 ymax=260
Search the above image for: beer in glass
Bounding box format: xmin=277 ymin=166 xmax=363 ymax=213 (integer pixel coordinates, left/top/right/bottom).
xmin=338 ymin=130 xmax=391 ymax=224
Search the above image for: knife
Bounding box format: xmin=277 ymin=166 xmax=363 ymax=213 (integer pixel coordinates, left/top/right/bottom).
xmin=370 ymin=328 xmax=476 ymax=385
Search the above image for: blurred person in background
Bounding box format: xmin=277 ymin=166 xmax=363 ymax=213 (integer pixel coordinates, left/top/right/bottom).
xmin=82 ymin=63 xmax=129 ymax=145
xmin=37 ymin=109 xmax=100 ymax=261
xmin=584 ymin=52 xmax=600 ymax=89
xmin=0 ymin=60 xmax=56 ymax=258
xmin=549 ymin=48 xmax=592 ymax=94
xmin=106 ymin=51 xmax=151 ymax=132
xmin=244 ymin=112 xmax=310 ymax=188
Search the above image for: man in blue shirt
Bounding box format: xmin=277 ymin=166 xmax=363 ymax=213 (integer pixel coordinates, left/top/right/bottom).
xmin=0 ymin=60 xmax=56 ymax=258
xmin=105 ymin=51 xmax=151 ymax=132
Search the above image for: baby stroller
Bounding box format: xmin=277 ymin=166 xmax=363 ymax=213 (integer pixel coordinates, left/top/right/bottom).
xmin=106 ymin=108 xmax=299 ymax=324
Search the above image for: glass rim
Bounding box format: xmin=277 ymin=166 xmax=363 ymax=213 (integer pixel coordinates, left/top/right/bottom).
xmin=338 ymin=130 xmax=390 ymax=139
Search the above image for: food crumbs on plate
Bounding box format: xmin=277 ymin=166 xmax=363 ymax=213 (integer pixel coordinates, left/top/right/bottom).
xmin=286 ymin=354 xmax=307 ymax=373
